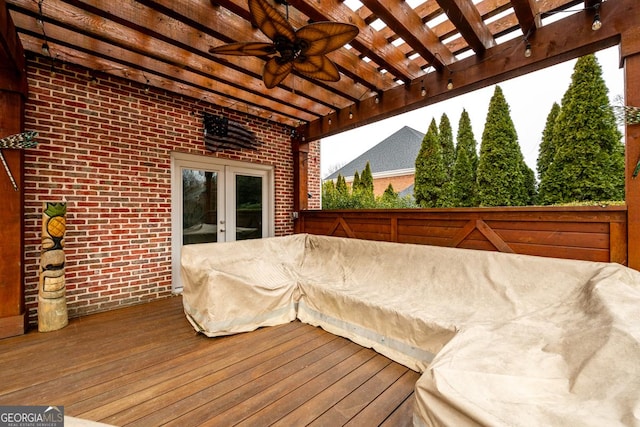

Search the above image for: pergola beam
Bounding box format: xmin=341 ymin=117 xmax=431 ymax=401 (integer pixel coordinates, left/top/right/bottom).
xmin=510 ymin=0 xmax=541 ymax=37
xmin=621 ymin=26 xmax=640 ymax=269
xmin=360 ymin=0 xmax=455 ymax=70
xmin=213 ymin=0 xmax=398 ymax=93
xmin=0 ymin=0 xmax=27 ymax=338
xmin=287 ymin=0 xmax=425 ymax=84
xmin=302 ymin=0 xmax=635 ymax=141
xmin=435 ymin=0 xmax=496 ymax=53
xmin=0 ymin=0 xmax=26 ymax=93
xmin=137 ymin=0 xmax=369 ymax=100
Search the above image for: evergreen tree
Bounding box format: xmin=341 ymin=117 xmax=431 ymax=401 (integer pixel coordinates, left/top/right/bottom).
xmin=437 ymin=180 xmax=456 ymax=207
xmin=451 ymin=109 xmax=478 ymax=206
xmin=321 ymin=180 xmax=337 ymax=209
xmin=538 ymin=54 xmax=624 ymax=204
xmin=522 ymin=163 xmax=537 ymax=205
xmin=537 ymin=102 xmax=561 ymax=183
xmin=336 ymin=174 xmax=348 ymax=196
xmin=414 ymin=119 xmax=447 ymax=207
xmin=476 ymin=86 xmax=528 ymax=206
xmin=378 ymin=183 xmax=398 ymax=207
xmin=322 ymin=178 xmax=353 ymax=209
xmin=352 ymin=170 xmax=360 ymax=192
xmin=439 ymin=113 xmax=455 ymax=177
xmin=325 ymin=179 xmax=336 ymax=193
xmin=377 ymin=183 xmax=416 ymax=208
xmin=360 ymin=162 xmax=374 ymax=195
xmin=514 ymin=141 xmax=536 ymax=205
xmin=353 ymin=162 xmax=375 ymax=207
xmin=451 ymin=150 xmax=474 ymax=207
xmin=383 ymin=183 xmax=396 ymax=198
xmin=323 ymin=175 xmax=416 ymax=209
xmin=321 ymin=174 xmax=352 ymax=209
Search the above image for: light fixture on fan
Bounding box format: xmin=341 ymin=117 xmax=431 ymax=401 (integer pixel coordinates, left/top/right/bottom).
xmin=209 ymin=0 xmax=359 ymax=89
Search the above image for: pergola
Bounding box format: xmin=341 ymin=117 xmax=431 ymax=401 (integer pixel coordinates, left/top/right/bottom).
xmin=0 ymin=0 xmax=631 ymax=125
xmin=2 ymin=2 xmax=640 ymax=421
xmin=1 ymin=0 xmax=639 ymax=261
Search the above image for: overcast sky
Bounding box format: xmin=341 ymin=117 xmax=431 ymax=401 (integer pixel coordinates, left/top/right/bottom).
xmin=320 ymin=46 xmax=624 ymax=178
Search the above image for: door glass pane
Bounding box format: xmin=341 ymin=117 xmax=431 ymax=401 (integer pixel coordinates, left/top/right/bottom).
xmin=236 ymin=175 xmax=262 ymax=240
xmin=182 ymin=169 xmax=218 ymax=245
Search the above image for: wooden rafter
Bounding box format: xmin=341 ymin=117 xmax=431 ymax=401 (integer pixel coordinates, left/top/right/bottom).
xmin=128 ymin=0 xmax=369 ymax=105
xmin=3 ymin=0 xmax=637 ymax=133
xmin=360 ymin=0 xmax=454 ymax=70
xmin=213 ymin=0 xmax=397 ymax=93
xmin=287 ymin=0 xmax=424 ymax=84
xmin=12 ymin=17 xmax=319 ymax=124
xmin=435 ymin=0 xmax=496 ymax=54
xmin=303 ymin=0 xmax=638 ymax=141
xmin=0 ymin=0 xmax=26 ymax=94
xmin=584 ymin=0 xmax=603 ymax=9
xmin=511 ymin=0 xmax=541 ymax=37
xmin=205 ymin=0 xmax=383 ymax=98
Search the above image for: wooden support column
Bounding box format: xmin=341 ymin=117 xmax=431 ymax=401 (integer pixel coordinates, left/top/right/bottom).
xmin=622 ymin=27 xmax=640 ymax=270
xmin=0 ymin=0 xmax=28 ymax=337
xmin=292 ymin=132 xmax=309 ymax=233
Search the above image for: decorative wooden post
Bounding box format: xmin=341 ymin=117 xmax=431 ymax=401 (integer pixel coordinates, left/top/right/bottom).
xmin=38 ymin=202 xmax=68 ymax=332
xmin=622 ymin=27 xmax=640 ymax=270
xmin=0 ymin=0 xmax=29 ymax=338
xmin=292 ymin=127 xmax=308 ymax=234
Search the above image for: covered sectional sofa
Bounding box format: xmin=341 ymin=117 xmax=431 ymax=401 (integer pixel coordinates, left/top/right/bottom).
xmin=181 ymin=233 xmax=640 ymax=426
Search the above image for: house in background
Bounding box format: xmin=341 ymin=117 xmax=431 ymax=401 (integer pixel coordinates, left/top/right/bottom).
xmin=324 ymin=126 xmax=423 ymax=197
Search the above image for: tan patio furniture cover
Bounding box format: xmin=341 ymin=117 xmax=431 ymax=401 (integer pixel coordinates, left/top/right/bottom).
xmin=181 ymin=234 xmax=640 ymax=426
xmin=181 ymin=235 xmax=306 ymax=335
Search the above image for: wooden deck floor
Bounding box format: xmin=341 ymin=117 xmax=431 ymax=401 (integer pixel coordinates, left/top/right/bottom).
xmin=0 ymin=296 xmax=419 ymax=426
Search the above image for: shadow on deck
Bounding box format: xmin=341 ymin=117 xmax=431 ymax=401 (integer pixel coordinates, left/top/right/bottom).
xmin=0 ymin=296 xmax=419 ymax=426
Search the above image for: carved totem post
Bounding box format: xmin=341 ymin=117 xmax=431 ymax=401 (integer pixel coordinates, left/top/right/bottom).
xmin=38 ymin=202 xmax=68 ymax=332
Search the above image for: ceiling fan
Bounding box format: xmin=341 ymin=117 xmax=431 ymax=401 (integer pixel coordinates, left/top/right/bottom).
xmin=209 ymin=0 xmax=359 ymax=89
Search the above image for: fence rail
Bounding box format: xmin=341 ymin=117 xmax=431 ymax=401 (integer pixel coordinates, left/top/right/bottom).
xmin=297 ymin=206 xmax=628 ymax=264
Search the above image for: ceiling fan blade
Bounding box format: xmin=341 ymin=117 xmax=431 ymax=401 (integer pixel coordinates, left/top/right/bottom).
xmin=293 ymin=55 xmax=340 ymax=82
xmin=249 ymin=0 xmax=296 ymax=42
xmin=209 ymin=42 xmax=275 ymax=56
xmin=296 ymin=22 xmax=359 ymax=56
xmin=263 ymin=58 xmax=293 ymax=88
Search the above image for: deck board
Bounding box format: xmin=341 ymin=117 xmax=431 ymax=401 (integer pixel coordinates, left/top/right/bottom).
xmin=309 ymin=362 xmax=410 ymax=426
xmin=0 ymin=296 xmax=420 ymax=426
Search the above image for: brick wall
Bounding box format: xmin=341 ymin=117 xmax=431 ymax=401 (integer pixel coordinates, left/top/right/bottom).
xmin=340 ymin=173 xmax=415 ymax=198
xmin=23 ymin=57 xmax=317 ymax=324
xmin=373 ymin=174 xmax=414 ymax=196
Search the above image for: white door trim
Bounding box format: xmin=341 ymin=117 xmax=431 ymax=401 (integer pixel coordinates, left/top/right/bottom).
xmin=170 ymin=152 xmax=275 ymax=293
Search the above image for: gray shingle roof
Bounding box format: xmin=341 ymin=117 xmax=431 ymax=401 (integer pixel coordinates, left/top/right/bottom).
xmin=325 ymin=126 xmax=424 ymax=180
xmin=398 ymin=183 xmax=414 ymax=198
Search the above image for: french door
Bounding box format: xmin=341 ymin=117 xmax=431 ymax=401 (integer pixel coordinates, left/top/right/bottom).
xmin=171 ymin=152 xmax=274 ymax=292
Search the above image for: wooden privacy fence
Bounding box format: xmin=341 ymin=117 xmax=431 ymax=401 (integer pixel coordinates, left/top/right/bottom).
xmin=297 ymin=206 xmax=628 ymax=265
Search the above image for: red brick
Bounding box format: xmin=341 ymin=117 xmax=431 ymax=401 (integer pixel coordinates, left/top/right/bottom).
xmin=22 ymin=57 xmax=318 ymax=325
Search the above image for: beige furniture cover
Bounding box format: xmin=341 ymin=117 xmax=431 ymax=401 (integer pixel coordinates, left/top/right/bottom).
xmin=181 ymin=233 xmax=640 ymax=426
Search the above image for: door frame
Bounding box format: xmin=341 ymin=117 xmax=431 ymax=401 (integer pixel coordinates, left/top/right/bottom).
xmin=170 ymin=151 xmax=275 ymax=293
xmin=225 ymin=165 xmax=271 ymax=242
